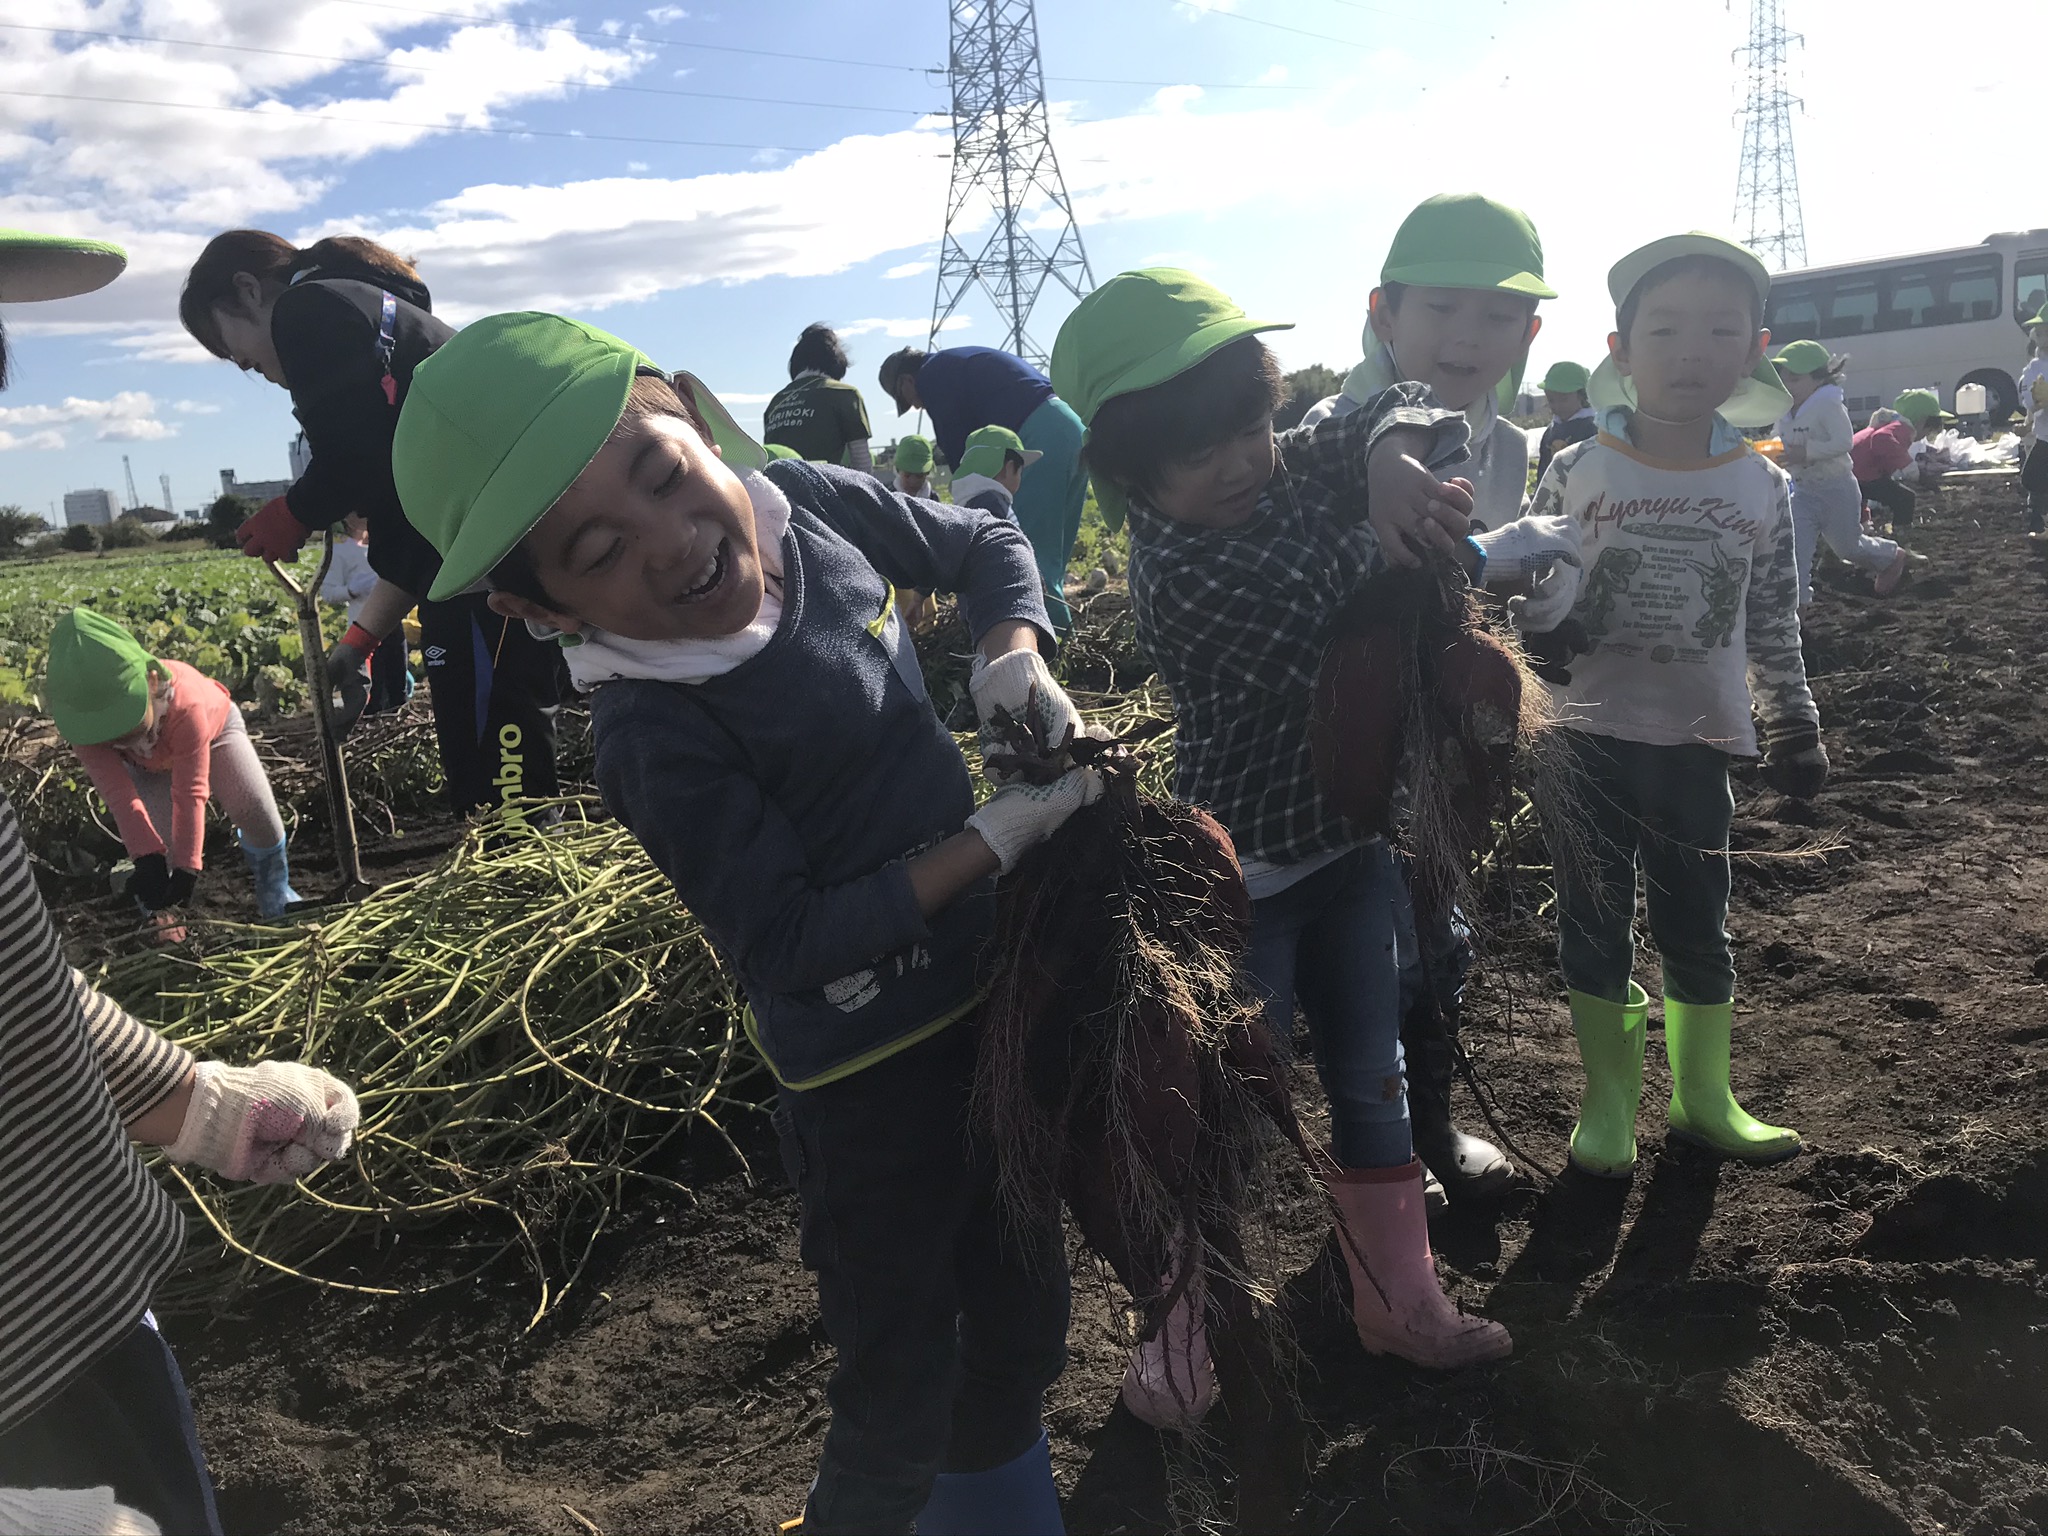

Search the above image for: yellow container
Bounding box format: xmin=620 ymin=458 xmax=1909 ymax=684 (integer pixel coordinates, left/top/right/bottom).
xmin=1751 ymin=436 xmax=1786 ymax=462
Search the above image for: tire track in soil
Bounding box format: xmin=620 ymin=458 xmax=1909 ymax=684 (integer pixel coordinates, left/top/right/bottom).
xmin=160 ymin=478 xmax=2047 ymax=1535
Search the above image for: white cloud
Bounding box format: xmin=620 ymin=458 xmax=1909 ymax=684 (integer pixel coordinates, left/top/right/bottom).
xmin=0 ymin=391 xmax=174 ymax=443
xmin=0 ymin=429 xmax=65 ymax=453
xmin=1253 ymin=64 xmax=1289 ymax=85
xmin=647 ymin=5 xmax=691 ymax=20
xmin=838 ymin=316 xmax=970 ymax=341
xmin=627 ymin=160 xmax=650 ymax=172
xmin=884 ymin=260 xmax=935 ymax=280
xmin=172 ymin=400 xmax=223 ymax=416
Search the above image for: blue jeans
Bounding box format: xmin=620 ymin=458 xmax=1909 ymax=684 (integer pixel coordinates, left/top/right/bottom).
xmin=1013 ymin=397 xmax=1089 ymax=633
xmin=1546 ymin=731 xmax=1736 ymax=1006
xmin=1244 ymin=843 xmax=1412 ymax=1168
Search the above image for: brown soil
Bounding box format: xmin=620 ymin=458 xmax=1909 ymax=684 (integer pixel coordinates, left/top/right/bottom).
xmin=81 ymin=475 xmax=2048 ymax=1534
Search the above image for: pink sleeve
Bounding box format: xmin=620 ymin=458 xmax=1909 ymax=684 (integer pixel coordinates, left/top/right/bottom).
xmin=158 ymin=689 xmax=216 ymax=873
xmin=76 ymin=743 xmax=164 ymax=860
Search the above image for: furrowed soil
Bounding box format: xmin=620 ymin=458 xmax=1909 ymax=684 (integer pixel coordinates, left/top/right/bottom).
xmin=75 ymin=475 xmax=2048 ymax=1534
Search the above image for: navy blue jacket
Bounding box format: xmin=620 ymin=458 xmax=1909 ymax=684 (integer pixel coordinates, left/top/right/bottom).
xmin=591 ymin=461 xmax=1050 ymax=1089
xmin=914 ymin=347 xmax=1056 ymax=469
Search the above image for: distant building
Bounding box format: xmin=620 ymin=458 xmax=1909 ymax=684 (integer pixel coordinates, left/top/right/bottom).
xmin=63 ymin=488 xmax=116 ymax=527
xmin=220 ymin=468 xmax=292 ymax=504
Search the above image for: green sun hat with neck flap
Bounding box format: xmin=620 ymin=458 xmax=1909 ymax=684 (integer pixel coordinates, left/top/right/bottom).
xmin=0 ymin=230 xmax=126 ymax=304
xmin=1540 ymin=360 xmax=1589 ymax=394
xmin=1050 ymin=267 xmax=1292 ymax=530
xmin=1380 ymin=193 xmax=1557 ymax=299
xmin=46 ymin=607 xmax=160 ymax=746
xmin=956 ymin=424 xmax=1041 ymax=481
xmin=894 ymin=434 xmax=933 ymax=474
xmin=397 ymin=312 xmax=767 ymax=602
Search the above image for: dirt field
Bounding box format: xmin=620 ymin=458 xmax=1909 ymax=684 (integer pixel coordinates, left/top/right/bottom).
xmin=80 ymin=474 xmax=2048 ymax=1534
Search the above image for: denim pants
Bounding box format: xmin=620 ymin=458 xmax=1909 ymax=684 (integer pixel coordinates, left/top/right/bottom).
xmin=1544 ymin=730 xmax=1736 ymax=1007
xmin=775 ymin=1020 xmax=1070 ymax=1534
xmin=1013 ymin=397 xmax=1089 ymax=634
xmin=0 ymin=1316 xmax=223 ymax=1536
xmin=1244 ymin=842 xmax=1413 ymax=1168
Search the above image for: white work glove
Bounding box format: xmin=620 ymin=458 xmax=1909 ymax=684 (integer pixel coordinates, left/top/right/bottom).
xmin=966 ymin=768 xmax=1105 ymax=874
xmin=165 ymin=1060 xmax=361 ymax=1185
xmin=969 ymin=648 xmax=1087 ymax=782
xmin=0 ymin=1486 xmax=161 ymax=1536
xmin=1472 ymin=514 xmax=1584 ymax=633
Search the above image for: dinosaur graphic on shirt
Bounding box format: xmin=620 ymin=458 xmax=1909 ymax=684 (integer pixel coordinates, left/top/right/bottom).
xmin=1578 ymin=546 xmax=1643 ymax=640
xmin=1684 ymin=542 xmax=1750 ymax=649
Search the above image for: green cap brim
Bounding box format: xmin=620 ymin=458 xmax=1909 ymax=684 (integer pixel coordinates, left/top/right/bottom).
xmin=673 ymin=370 xmax=771 ymax=475
xmin=423 ymin=344 xmax=643 ymax=601
xmin=1607 ymin=232 xmax=1770 ymax=316
xmin=1380 ymin=260 xmax=1556 ymax=300
xmin=0 ymin=230 xmax=126 ymax=304
xmin=1588 ymin=351 xmax=1792 ymax=431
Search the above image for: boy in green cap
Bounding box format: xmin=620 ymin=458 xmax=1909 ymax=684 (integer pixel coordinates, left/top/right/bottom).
xmin=395 ymin=311 xmax=1094 ymax=1535
xmin=1302 ymin=193 xmax=1559 ymax=1207
xmin=1527 ymin=231 xmax=1823 ymax=1180
xmin=46 ymin=607 xmax=302 ymax=919
xmin=893 ymin=433 xmax=934 ymax=496
xmin=1769 ymin=341 xmax=1909 ymax=601
xmin=950 ymin=424 xmax=1041 ymax=521
xmin=1051 ymin=266 xmax=1582 ymax=1409
xmin=1538 ymin=359 xmax=1596 ymax=475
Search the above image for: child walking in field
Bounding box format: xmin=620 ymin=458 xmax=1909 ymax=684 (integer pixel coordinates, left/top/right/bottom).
xmin=1526 ymin=232 xmax=1823 ymax=1177
xmin=1770 ymin=340 xmax=1909 ymax=601
xmin=395 ymin=313 xmax=1094 ymax=1535
xmin=46 ymin=609 xmax=301 ymax=920
xmin=1051 ymin=268 xmax=1581 ymax=1415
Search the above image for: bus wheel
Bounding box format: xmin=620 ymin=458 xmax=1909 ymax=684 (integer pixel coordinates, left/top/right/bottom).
xmin=1959 ymin=368 xmax=2018 ymax=425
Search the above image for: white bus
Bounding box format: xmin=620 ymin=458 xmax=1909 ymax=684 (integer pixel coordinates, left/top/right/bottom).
xmin=1763 ymin=229 xmax=2048 ymax=424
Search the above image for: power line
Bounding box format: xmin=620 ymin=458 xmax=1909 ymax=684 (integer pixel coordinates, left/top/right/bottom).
xmin=0 ymin=21 xmax=934 ymax=116
xmin=0 ymin=88 xmax=827 ymax=154
xmin=1176 ymin=2 xmax=1376 ymax=48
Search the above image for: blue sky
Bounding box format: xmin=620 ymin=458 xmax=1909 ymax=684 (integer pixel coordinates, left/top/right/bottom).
xmin=0 ymin=0 xmax=2035 ymax=522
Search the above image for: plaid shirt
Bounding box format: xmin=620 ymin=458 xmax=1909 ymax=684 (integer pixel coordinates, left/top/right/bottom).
xmin=1128 ymin=384 xmax=1468 ymax=867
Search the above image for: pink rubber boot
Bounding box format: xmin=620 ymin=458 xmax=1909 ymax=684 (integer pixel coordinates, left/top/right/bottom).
xmin=1326 ymin=1159 xmax=1512 ymax=1368
xmin=1119 ymin=1250 xmax=1216 ymax=1431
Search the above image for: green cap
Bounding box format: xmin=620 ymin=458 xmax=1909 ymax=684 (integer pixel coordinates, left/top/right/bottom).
xmin=1540 ymin=360 xmax=1589 ymax=394
xmin=2027 ymin=308 xmax=2048 ymax=332
xmin=1587 ymin=350 xmax=1793 ymax=431
xmin=1050 ymin=267 xmax=1292 ymax=530
xmin=956 ymin=424 xmax=1041 ymax=481
xmin=894 ymin=434 xmax=933 ymax=474
xmin=763 ymin=442 xmax=802 ymax=461
xmin=1770 ymin=339 xmax=1834 ymax=375
xmin=46 ymin=608 xmax=157 ymax=745
xmin=1380 ymin=193 xmax=1556 ymax=299
xmin=1607 ymin=231 xmax=1771 ymax=317
xmin=0 ymin=230 xmax=126 ymax=304
xmin=1893 ymin=388 xmax=1954 ymax=427
xmin=396 ymin=313 xmax=768 ymax=601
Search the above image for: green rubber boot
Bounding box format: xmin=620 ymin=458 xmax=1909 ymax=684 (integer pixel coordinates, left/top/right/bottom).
xmin=1664 ymin=997 xmax=1802 ymax=1164
xmin=1566 ymin=984 xmax=1649 ymax=1178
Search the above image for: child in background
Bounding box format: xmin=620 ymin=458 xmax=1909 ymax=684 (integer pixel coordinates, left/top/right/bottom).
xmin=894 ymin=433 xmax=934 ymax=497
xmin=1302 ymin=193 xmax=1547 ymax=530
xmin=1053 ymin=268 xmax=1578 ymax=1400
xmin=1527 ymin=232 xmax=1820 ymax=1179
xmin=949 ymin=424 xmax=1039 ymax=521
xmin=318 ymin=512 xmax=410 ymax=724
xmin=1770 ymin=341 xmax=1909 ymax=601
xmin=1538 ymin=360 xmax=1597 ymax=475
xmin=2018 ymin=310 xmax=2048 ymax=535
xmin=46 ymin=609 xmax=301 ymax=920
xmin=1893 ymin=389 xmax=1956 ymax=483
xmin=1852 ymin=408 xmax=1919 ymax=533
xmin=1304 ymin=192 xmax=1558 ymax=1206
xmin=396 ymin=313 xmax=1091 ymax=1536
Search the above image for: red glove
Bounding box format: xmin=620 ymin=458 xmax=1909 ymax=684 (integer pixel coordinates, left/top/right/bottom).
xmin=237 ymin=496 xmax=314 ymax=561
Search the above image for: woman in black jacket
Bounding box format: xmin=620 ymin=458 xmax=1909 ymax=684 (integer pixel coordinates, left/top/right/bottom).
xmin=179 ymin=232 xmax=566 ymax=821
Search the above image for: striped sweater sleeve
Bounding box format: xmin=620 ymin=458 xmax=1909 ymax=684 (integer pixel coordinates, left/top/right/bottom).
xmin=1745 ymin=471 xmax=1820 ymax=731
xmin=70 ymin=969 xmax=192 ymax=1124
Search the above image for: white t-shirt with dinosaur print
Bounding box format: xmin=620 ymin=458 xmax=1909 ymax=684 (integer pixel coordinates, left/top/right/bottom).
xmin=1528 ymin=421 xmax=1818 ymax=756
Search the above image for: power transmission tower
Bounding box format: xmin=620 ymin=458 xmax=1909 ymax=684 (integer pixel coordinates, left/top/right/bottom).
xmin=122 ymin=454 xmax=139 ymax=512
xmin=931 ymin=0 xmax=1093 ymax=367
xmin=1732 ymin=0 xmax=1807 ymax=271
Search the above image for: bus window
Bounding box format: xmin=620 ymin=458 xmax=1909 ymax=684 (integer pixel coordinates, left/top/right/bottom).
xmin=1768 ymin=286 xmax=1820 ymax=342
xmin=2019 ymin=255 xmax=2048 ymax=322
xmin=1880 ymin=268 xmax=1936 ymax=330
xmin=1821 ymin=279 xmax=1878 ymax=338
xmin=1944 ymin=258 xmax=2000 ymax=323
